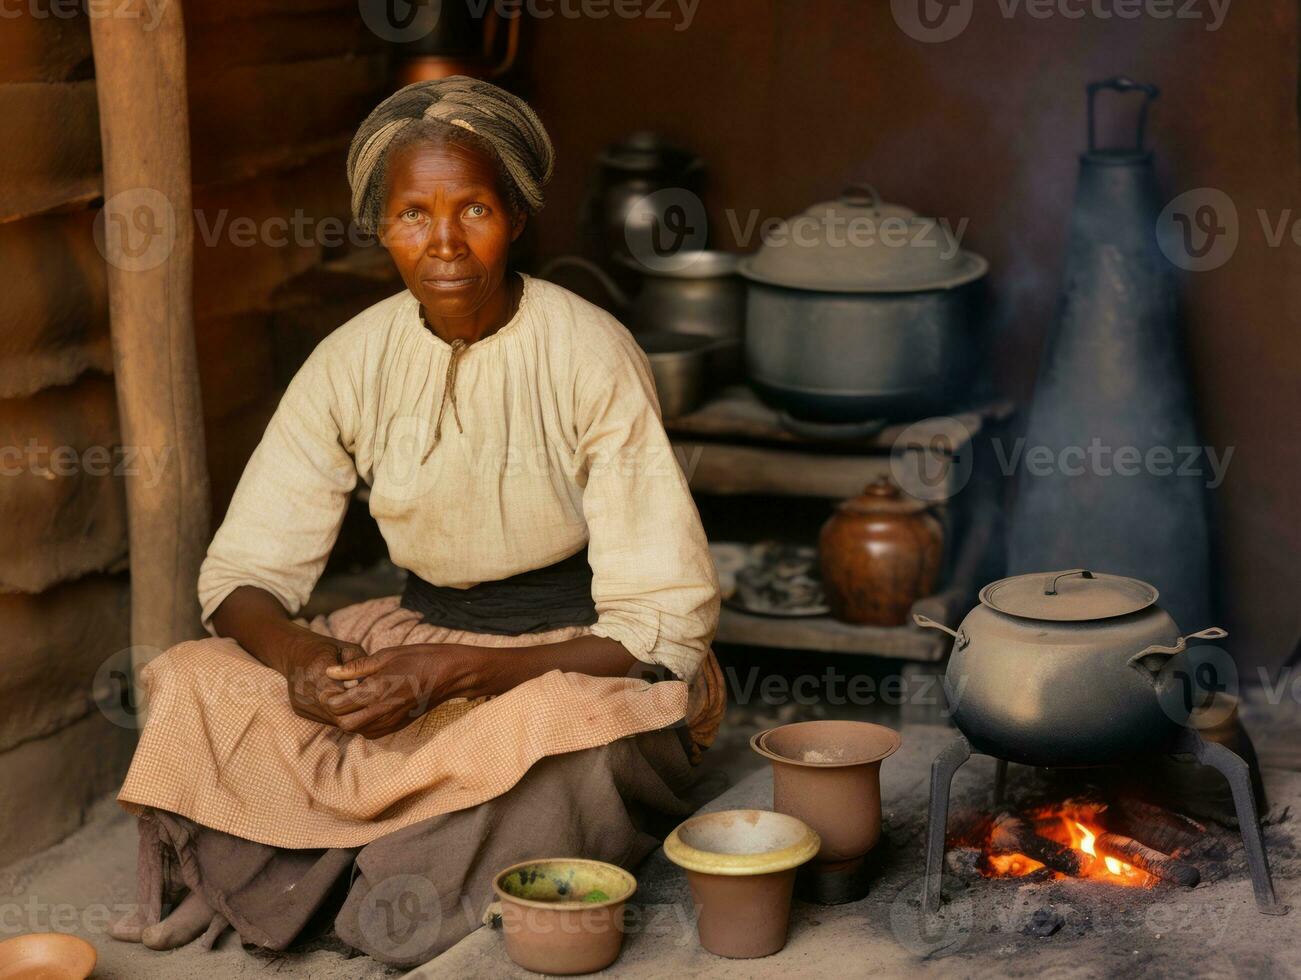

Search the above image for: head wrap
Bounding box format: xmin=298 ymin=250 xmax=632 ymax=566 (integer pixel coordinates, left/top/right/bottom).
xmin=346 ymin=76 xmax=555 ymax=235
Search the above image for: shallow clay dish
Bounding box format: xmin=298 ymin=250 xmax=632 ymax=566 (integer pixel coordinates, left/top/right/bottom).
xmin=0 ymin=933 xmax=96 ymax=980
xmin=752 ymin=720 xmax=902 ymax=903
xmin=493 ymin=858 xmax=635 ymax=975
xmin=664 ymin=809 xmax=820 ymax=958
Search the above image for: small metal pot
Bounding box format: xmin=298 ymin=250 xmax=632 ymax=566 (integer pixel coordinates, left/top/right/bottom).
xmin=540 ymin=253 xmax=745 ymax=390
xmin=915 ymin=569 xmax=1226 ymax=767
xmin=636 ymin=331 xmax=714 ymax=419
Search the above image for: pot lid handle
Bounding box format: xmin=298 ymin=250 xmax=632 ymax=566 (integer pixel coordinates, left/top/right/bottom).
xmin=1044 ymin=568 xmax=1095 ymax=596
xmin=840 ymin=183 xmax=881 ymax=210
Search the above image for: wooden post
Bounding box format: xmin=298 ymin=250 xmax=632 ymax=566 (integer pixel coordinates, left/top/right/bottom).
xmin=89 ymin=0 xmax=210 ymax=686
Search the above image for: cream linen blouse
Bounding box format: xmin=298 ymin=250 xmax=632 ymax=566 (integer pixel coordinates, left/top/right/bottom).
xmin=197 ymin=274 xmax=720 ymax=682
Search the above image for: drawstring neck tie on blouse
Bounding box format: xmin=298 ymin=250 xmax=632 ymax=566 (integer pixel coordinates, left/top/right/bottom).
xmin=422 ymin=336 xmax=469 ymax=464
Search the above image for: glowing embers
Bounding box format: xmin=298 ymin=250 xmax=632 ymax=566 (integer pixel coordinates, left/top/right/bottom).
xmin=963 ymin=799 xmax=1205 ymax=889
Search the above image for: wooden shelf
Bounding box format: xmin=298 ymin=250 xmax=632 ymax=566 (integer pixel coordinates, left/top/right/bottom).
xmin=712 ymin=581 xmax=972 ymax=663
xmin=668 ymin=388 xmax=1013 ymax=499
xmin=716 ymin=606 xmax=949 ymax=661
xmin=666 ymin=386 xmax=1011 ymax=452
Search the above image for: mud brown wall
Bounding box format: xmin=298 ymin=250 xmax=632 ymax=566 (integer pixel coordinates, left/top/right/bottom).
xmin=0 ymin=0 xmax=389 ymax=866
xmin=517 ymin=0 xmax=1300 ymax=673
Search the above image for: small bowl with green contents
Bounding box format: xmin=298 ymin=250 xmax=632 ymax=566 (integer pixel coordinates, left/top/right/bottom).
xmin=493 ymin=858 xmax=636 ymax=975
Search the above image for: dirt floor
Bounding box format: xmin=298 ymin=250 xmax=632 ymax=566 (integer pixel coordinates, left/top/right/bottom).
xmin=414 ymin=724 xmax=1301 ymax=979
xmin=2 ymin=659 xmax=1299 ymax=978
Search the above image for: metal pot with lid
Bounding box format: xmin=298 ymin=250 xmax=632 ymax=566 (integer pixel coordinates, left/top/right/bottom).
xmin=739 ymin=186 xmax=987 ymax=424
xmin=915 ymin=569 xmax=1226 ymax=767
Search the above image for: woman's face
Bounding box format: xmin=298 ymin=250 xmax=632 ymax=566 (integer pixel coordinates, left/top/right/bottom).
xmin=378 ymin=137 xmax=524 ymax=322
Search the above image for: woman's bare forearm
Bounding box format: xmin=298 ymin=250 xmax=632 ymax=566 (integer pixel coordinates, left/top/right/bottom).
xmin=446 ymin=634 xmax=641 ymax=699
xmin=210 ymin=585 xmax=327 ymax=676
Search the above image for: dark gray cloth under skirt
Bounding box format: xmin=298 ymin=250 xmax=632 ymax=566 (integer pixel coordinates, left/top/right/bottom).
xmin=135 ymin=728 xmax=695 ymax=967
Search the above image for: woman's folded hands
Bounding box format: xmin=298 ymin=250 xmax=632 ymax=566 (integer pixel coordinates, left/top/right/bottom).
xmin=320 ymin=644 xmax=480 ymax=739
xmin=281 ymin=634 xmax=369 ymax=727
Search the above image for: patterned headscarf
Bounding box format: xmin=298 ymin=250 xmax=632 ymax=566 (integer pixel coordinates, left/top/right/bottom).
xmin=346 ymin=76 xmax=555 ymax=235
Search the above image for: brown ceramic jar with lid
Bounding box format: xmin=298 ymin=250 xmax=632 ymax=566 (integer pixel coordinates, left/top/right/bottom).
xmin=819 ymin=476 xmax=943 ymax=626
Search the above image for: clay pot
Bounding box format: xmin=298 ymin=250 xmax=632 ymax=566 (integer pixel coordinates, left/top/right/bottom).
xmin=0 ymin=932 xmax=96 ymax=979
xmin=751 ymin=720 xmax=901 ymax=903
xmin=663 ymin=809 xmax=820 ymax=959
xmin=818 ymin=476 xmax=943 ymax=625
xmin=492 ymin=858 xmax=636 ymax=975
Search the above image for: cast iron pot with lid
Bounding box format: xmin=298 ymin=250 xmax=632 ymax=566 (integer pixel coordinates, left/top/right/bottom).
xmin=914 ymin=569 xmax=1227 ymax=767
xmin=739 ymin=185 xmax=988 ymax=424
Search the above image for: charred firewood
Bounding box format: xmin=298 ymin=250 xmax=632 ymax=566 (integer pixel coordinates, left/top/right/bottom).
xmin=1093 ymin=833 xmax=1201 ymax=887
xmin=1106 ymin=799 xmax=1208 ymax=856
xmin=990 ymin=813 xmax=1089 ymax=877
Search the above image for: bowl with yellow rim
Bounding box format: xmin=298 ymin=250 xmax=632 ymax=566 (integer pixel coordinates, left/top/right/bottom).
xmin=664 ymin=809 xmax=819 ymax=959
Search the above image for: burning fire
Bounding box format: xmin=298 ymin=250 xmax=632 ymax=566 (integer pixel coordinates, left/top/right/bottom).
xmin=979 ymin=802 xmax=1152 ymax=886
xmin=1073 ymin=821 xmax=1134 ymax=879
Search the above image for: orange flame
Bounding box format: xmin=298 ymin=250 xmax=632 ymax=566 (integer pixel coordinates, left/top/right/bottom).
xmin=1073 ymin=820 xmax=1128 ymax=877
xmin=977 ymin=803 xmax=1151 ymax=886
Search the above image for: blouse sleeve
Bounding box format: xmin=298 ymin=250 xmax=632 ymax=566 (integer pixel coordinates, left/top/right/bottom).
xmin=196 ymin=339 xmax=359 ymax=633
xmin=574 ymin=331 xmax=721 ymax=683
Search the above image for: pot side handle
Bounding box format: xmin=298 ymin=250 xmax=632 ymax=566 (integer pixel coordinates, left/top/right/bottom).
xmin=1127 ymin=626 xmax=1229 ymax=677
xmin=913 ymin=613 xmax=970 ymax=651
xmin=536 ymin=255 xmax=632 ymax=309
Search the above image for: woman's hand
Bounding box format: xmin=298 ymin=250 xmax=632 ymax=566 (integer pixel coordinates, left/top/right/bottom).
xmin=282 ymin=634 xmax=369 ymax=726
xmin=321 ymin=644 xmax=480 ymax=740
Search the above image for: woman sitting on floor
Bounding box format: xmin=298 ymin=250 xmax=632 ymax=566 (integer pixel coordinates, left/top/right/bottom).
xmin=110 ymin=76 xmax=723 ymax=967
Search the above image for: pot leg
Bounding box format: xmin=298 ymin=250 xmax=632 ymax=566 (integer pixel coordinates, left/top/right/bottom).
xmin=924 ymin=734 xmax=972 ymax=912
xmin=993 ymin=759 xmax=1008 ymax=807
xmin=1175 ymin=729 xmax=1288 ymax=915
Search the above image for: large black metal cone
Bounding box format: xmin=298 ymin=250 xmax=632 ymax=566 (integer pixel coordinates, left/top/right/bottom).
xmin=1008 ymin=151 xmax=1213 ymax=631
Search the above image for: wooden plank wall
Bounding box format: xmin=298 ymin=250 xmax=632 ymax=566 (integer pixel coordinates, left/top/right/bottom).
xmin=0 ymin=1 xmax=390 ymax=865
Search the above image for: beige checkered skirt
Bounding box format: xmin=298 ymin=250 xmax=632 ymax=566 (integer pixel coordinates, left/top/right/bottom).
xmin=117 ymin=596 xmax=725 ymax=849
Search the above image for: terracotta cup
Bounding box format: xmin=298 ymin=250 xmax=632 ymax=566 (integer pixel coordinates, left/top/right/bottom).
xmin=751 ymin=720 xmax=901 ymax=902
xmin=493 ymin=858 xmax=636 ymax=975
xmin=0 ymin=933 xmax=96 ymax=979
xmin=663 ymin=809 xmax=820 ymax=959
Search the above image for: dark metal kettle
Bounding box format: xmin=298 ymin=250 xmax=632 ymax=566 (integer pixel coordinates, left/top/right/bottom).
xmin=1007 ymin=77 xmax=1214 ymax=633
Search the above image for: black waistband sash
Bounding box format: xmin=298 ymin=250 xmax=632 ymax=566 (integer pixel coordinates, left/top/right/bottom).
xmin=399 ymin=547 xmax=598 ymax=636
